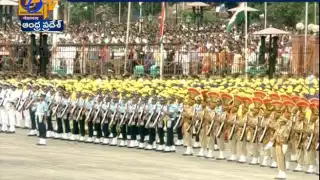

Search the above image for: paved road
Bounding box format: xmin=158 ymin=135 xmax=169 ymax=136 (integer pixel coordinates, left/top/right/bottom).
xmin=0 ymin=129 xmax=318 ymax=180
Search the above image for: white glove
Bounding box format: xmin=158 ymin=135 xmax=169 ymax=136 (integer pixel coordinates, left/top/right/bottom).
xmin=282 ymin=144 xmax=288 ymax=154
xmin=264 ymin=142 xmax=273 ymax=150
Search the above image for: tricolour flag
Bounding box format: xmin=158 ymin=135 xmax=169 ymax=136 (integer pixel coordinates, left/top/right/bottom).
xmin=226 ymin=2 xmax=245 ymax=33
xmin=159 ymin=2 xmax=166 ymax=41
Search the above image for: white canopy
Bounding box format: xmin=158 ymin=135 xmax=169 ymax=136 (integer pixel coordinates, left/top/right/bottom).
xmin=228 ymin=6 xmax=259 ymax=12
xmin=186 ymin=2 xmax=210 ymax=7
xmin=253 ymin=27 xmax=290 ymax=35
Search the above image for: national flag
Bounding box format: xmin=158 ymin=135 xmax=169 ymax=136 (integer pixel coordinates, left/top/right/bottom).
xmin=226 ymin=2 xmax=245 ymax=33
xmin=159 ymin=2 xmax=166 ymax=41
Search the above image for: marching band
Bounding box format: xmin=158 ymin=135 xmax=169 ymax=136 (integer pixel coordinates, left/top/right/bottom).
xmin=0 ymin=75 xmax=319 ymax=179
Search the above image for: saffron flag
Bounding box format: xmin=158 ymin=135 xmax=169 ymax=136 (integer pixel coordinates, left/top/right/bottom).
xmin=159 ymin=2 xmax=166 ymax=42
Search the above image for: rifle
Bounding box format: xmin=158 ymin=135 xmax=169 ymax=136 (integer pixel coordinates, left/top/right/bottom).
xmin=128 ymin=104 xmax=138 ymax=126
xmin=228 ymin=115 xmax=237 ymax=140
xmin=186 ymin=107 xmax=196 ymax=132
xmin=108 ymin=103 xmax=119 ymax=128
xmin=173 ymin=104 xmax=184 ymax=130
xmin=119 ymin=103 xmax=129 ymax=126
xmin=144 ymin=105 xmax=157 ymax=128
xmin=306 ymin=122 xmax=316 ymax=151
xmin=151 ymin=105 xmax=164 ymax=128
xmin=100 ymin=102 xmax=111 ymax=124
xmin=195 ymin=110 xmax=205 ymax=135
xmin=285 ymin=112 xmax=298 ymax=144
xmin=84 ymin=102 xmax=94 ymax=122
xmin=69 ymin=99 xmax=79 ymax=118
xmin=216 ymin=113 xmax=227 ymax=138
xmin=137 ymin=103 xmax=146 ymax=126
xmin=251 ymin=116 xmax=261 ymax=143
xmin=24 ymin=91 xmax=37 ymax=110
xmin=259 ymin=114 xmax=272 ymax=143
xmin=51 ymin=97 xmax=62 ymax=117
xmin=92 ymin=101 xmax=103 ymax=123
xmin=206 ymin=111 xmax=216 ymax=136
xmin=239 ymin=115 xmax=248 ymax=141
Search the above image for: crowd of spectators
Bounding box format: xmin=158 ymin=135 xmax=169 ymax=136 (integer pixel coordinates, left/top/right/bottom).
xmin=0 ymin=21 xmax=294 ymax=76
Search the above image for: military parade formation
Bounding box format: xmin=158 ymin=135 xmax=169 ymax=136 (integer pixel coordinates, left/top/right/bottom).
xmin=0 ymin=74 xmax=319 ymax=179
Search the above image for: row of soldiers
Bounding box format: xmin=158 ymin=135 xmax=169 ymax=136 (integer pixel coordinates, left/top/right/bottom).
xmin=0 ymin=77 xmax=318 ymax=179
xmin=182 ymin=88 xmax=319 ymax=179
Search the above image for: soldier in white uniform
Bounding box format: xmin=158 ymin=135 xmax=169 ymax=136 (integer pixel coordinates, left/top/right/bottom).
xmin=60 ymin=91 xmax=71 ymax=140
xmin=14 ymin=83 xmax=23 ymax=128
xmin=6 ymin=84 xmax=17 ymax=133
xmin=69 ymin=91 xmax=81 ymax=141
xmin=35 ymin=92 xmax=48 ymax=146
xmin=84 ymin=93 xmax=95 ymax=143
xmin=92 ymin=95 xmax=104 ymax=144
xmin=101 ymin=95 xmax=111 ymax=145
xmin=0 ymin=83 xmax=9 ymax=132
xmin=21 ymin=83 xmax=32 ymax=129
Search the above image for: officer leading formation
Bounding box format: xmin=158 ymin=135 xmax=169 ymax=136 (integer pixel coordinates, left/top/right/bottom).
xmin=0 ymin=74 xmax=319 ymax=179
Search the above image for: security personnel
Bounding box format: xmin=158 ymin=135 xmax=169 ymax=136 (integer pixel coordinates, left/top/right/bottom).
xmin=53 ymin=88 xmax=64 ymax=139
xmin=60 ymin=91 xmax=72 ymax=140
xmin=92 ymin=95 xmax=104 ymax=144
xmin=205 ymin=92 xmax=221 ymax=158
xmin=215 ymin=93 xmax=233 ymax=160
xmin=78 ymin=92 xmax=88 ymax=142
xmin=265 ymin=101 xmax=292 ymax=179
xmin=227 ymin=95 xmax=243 ymax=162
xmin=14 ymin=83 xmax=23 ymax=128
xmin=155 ymin=96 xmax=167 ymax=151
xmin=45 ymin=86 xmax=54 ymax=138
xmin=84 ymin=92 xmax=95 ymax=143
xmin=101 ymin=95 xmax=112 ymax=145
xmin=137 ymin=96 xmax=147 ymax=149
xmin=35 ymin=92 xmax=48 ymax=145
xmin=28 ymin=84 xmax=40 ymax=136
xmin=0 ymin=83 xmax=9 ymax=133
xmin=6 ymin=83 xmax=17 ymax=133
xmin=21 ymin=83 xmax=32 ymax=129
xmin=118 ymin=95 xmax=129 ymax=147
xmin=292 ymin=101 xmax=309 ymax=172
xmin=109 ymin=95 xmax=120 ymax=146
xmin=69 ymin=91 xmax=81 ymax=141
xmin=174 ymin=96 xmax=184 ymax=146
xmin=145 ymin=96 xmax=158 ymax=150
xmin=164 ymin=96 xmax=177 ymax=153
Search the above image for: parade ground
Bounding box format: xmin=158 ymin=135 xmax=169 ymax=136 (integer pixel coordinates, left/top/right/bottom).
xmin=0 ymin=129 xmax=317 ymax=180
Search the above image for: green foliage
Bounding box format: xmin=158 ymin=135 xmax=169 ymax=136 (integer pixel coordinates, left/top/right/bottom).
xmin=249 ymin=2 xmax=318 ymax=28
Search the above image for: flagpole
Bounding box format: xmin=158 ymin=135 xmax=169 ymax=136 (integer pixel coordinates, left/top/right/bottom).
xmin=304 ymin=2 xmax=308 ymax=73
xmin=119 ymin=2 xmax=121 ymax=23
xmin=244 ymin=2 xmax=248 ymax=77
xmin=264 ymin=2 xmax=267 ymax=28
xmin=315 ymin=2 xmax=317 ymax=25
xmin=124 ymin=2 xmax=131 ymax=74
xmin=159 ymin=2 xmax=165 ymax=79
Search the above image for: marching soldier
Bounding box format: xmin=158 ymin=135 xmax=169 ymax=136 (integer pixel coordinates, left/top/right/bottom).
xmin=69 ymin=91 xmax=81 ymax=141
xmin=101 ymin=95 xmax=112 ymax=145
xmin=155 ymin=97 xmax=167 ymax=151
xmin=247 ymin=97 xmax=264 ymax=165
xmin=6 ymin=83 xmax=17 ymax=133
xmin=227 ymin=95 xmax=243 ymax=162
xmin=182 ymin=88 xmax=199 ymax=156
xmin=118 ymin=95 xmax=129 ymax=147
xmin=264 ymin=101 xmax=293 ymax=179
xmin=292 ymin=101 xmax=309 ymax=172
xmin=92 ymin=95 xmax=104 ymax=144
xmin=61 ymin=91 xmax=71 ymax=140
xmin=205 ymin=92 xmax=221 ymax=158
xmin=84 ymin=92 xmax=95 ymax=143
xmin=215 ymin=93 xmax=233 ymax=160
xmin=305 ymin=102 xmax=319 ymax=174
xmin=0 ymin=83 xmax=9 ymax=133
xmin=174 ymin=96 xmax=184 ymax=146
xmin=28 ymin=84 xmax=40 ymax=136
xmin=14 ymin=83 xmax=24 ymax=128
xmin=45 ymin=85 xmax=55 ymax=138
xmin=22 ymin=83 xmax=32 ymax=129
xmin=164 ymin=96 xmax=178 ymax=153
xmin=193 ymin=94 xmax=202 ymax=149
xmin=78 ymin=91 xmax=88 ymax=142
xmin=145 ymin=96 xmax=158 ymax=150
xmin=35 ymin=92 xmax=48 ymax=145
xmin=137 ymin=96 xmax=147 ymax=149
xmin=127 ymin=95 xmax=139 ymax=148
xmin=53 ymin=88 xmax=64 ymax=139
xmin=260 ymin=98 xmax=277 ymax=167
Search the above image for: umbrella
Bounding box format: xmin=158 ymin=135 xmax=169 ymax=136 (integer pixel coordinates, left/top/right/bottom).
xmin=0 ymin=0 xmax=18 ymax=5
xmin=252 ymin=27 xmax=290 ymax=35
xmin=228 ymin=6 xmax=259 ymax=12
xmin=186 ymin=2 xmax=210 ymax=7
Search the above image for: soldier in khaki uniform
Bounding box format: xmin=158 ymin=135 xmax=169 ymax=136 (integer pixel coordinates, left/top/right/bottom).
xmin=247 ymin=97 xmax=264 ymax=165
xmin=227 ymin=95 xmax=243 ymax=162
xmin=260 ymin=98 xmax=277 ymax=167
xmin=182 ymin=88 xmax=198 ymax=156
xmin=265 ymin=100 xmax=294 ymax=179
xmin=292 ymin=101 xmax=309 ymax=172
xmin=305 ymin=102 xmax=319 ymax=174
xmin=205 ymin=92 xmax=221 ymax=158
xmin=196 ymin=90 xmax=209 ymax=157
xmin=215 ymin=93 xmax=233 ymax=160
xmin=236 ymin=96 xmax=252 ymax=163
